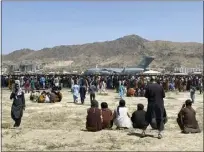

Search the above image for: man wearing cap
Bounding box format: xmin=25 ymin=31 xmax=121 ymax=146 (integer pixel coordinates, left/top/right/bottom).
xmin=143 ymin=76 xmax=166 ymax=139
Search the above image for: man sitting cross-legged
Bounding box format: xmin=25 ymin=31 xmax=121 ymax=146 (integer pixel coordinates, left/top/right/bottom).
xmin=38 ymin=91 xmax=46 ymax=103
xmin=101 ymin=102 xmax=113 ymax=129
xmin=131 ymin=104 xmax=147 ymax=129
xmin=86 ymin=100 xmax=103 ymax=132
xmin=177 ymin=99 xmax=201 ymax=134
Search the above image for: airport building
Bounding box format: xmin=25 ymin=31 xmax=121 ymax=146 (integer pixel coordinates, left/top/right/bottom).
xmin=174 ymin=65 xmax=203 ymax=73
xmin=2 ymin=61 xmax=43 ymax=74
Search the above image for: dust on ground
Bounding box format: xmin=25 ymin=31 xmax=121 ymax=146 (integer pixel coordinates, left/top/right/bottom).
xmin=1 ymin=89 xmax=203 ymax=151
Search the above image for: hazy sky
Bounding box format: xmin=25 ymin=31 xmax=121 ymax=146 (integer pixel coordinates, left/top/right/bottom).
xmin=2 ymin=1 xmax=203 ymax=54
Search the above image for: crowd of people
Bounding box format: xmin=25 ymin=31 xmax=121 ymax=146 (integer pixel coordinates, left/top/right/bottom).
xmin=2 ymin=74 xmax=203 ymax=93
xmin=30 ymin=87 xmax=63 ymax=103
xmin=85 ymin=76 xmax=201 ymax=139
xmin=6 ymin=74 xmax=202 ymax=139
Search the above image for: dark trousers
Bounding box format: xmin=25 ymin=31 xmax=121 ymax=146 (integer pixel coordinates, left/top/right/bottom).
xmin=144 ymin=118 xmax=164 ymax=131
xmin=90 ymin=93 xmax=95 ymax=102
xmin=80 ymin=96 xmax=85 ymax=104
xmin=145 ymin=104 xmax=164 ymax=131
xmin=80 ymin=91 xmax=86 ymax=104
xmin=150 ymin=118 xmax=164 ymax=130
xmin=14 ymin=118 xmax=22 ymax=127
xmin=200 ymin=86 xmax=202 ymax=94
xmin=133 ymin=123 xmax=146 ymax=130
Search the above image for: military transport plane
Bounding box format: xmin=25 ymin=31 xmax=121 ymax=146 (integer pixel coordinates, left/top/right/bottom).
xmin=83 ymin=56 xmax=155 ymax=75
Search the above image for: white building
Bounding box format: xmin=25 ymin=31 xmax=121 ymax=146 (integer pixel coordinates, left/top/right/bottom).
xmin=174 ymin=65 xmax=203 ymax=73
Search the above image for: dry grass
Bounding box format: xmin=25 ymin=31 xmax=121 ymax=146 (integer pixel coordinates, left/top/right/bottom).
xmin=2 ymin=123 xmax=11 ymax=129
xmin=2 ymin=89 xmax=203 ymax=151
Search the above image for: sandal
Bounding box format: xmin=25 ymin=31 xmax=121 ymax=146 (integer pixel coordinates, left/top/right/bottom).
xmin=158 ymin=133 xmax=162 ymax=139
xmin=141 ymin=131 xmax=146 ymax=138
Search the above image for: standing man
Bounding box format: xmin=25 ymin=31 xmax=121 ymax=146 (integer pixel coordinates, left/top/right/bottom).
xmin=143 ymin=76 xmax=166 ymax=139
xmin=30 ymin=78 xmax=35 ymax=91
xmin=72 ymin=80 xmax=80 ymax=103
xmin=71 ymin=77 xmax=74 ymax=92
xmin=89 ymin=82 xmax=97 ymax=103
xmin=54 ymin=76 xmax=59 ymax=88
xmin=79 ymin=80 xmax=87 ymax=104
xmin=190 ymin=86 xmax=196 ymax=103
xmin=40 ymin=76 xmax=45 ymax=89
xmin=199 ymin=78 xmax=203 ymax=94
xmin=10 ymin=83 xmax=26 ymax=128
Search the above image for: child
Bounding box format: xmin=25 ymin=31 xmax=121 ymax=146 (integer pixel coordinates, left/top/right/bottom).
xmin=119 ymin=83 xmax=125 ymax=99
xmin=72 ymin=80 xmax=80 ymax=103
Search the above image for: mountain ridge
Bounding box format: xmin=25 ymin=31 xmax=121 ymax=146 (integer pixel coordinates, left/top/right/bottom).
xmin=2 ymin=34 xmax=203 ymax=71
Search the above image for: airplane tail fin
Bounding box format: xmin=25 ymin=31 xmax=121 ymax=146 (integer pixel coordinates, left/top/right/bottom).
xmin=137 ymin=56 xmax=155 ymax=69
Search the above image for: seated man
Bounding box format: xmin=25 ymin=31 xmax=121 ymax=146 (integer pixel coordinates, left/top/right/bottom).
xmin=45 ymin=92 xmax=51 ymax=103
xmin=30 ymin=91 xmax=35 ymax=101
xmin=38 ymin=91 xmax=46 ymax=103
xmin=30 ymin=91 xmax=40 ymax=102
xmin=54 ymin=91 xmax=63 ymax=102
xmin=101 ymin=102 xmax=113 ymax=129
xmin=177 ymin=99 xmax=201 ymax=134
xmin=127 ymin=88 xmax=135 ymax=97
xmin=50 ymin=91 xmax=56 ymax=103
xmin=86 ymin=100 xmax=103 ymax=132
xmin=58 ymin=91 xmax=63 ymax=102
xmin=131 ymin=104 xmax=147 ymax=129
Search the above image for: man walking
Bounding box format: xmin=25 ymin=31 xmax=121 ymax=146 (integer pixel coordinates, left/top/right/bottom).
xmin=143 ymin=76 xmax=166 ymax=139
xmin=190 ymin=86 xmax=196 ymax=103
xmin=10 ymin=83 xmax=26 ymax=128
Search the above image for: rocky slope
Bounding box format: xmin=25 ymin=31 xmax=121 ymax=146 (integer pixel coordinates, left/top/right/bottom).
xmin=2 ymin=35 xmax=203 ymax=71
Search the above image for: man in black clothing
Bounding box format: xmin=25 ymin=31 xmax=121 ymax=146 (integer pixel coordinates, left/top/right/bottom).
xmin=143 ymin=76 xmax=166 ymax=139
xmin=131 ymin=104 xmax=147 ymax=129
xmin=150 ymin=108 xmax=168 ymax=130
xmin=79 ymin=80 xmax=87 ymax=104
xmin=10 ymin=83 xmax=26 ymax=127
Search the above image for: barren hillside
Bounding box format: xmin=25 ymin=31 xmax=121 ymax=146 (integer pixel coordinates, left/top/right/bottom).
xmin=2 ymin=35 xmax=203 ymax=70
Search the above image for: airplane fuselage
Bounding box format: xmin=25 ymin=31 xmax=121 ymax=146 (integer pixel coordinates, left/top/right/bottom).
xmin=83 ymin=67 xmax=144 ymax=75
xmin=83 ymin=56 xmax=154 ymax=75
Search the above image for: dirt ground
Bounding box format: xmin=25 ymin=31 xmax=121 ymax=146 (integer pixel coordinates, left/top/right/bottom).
xmin=1 ymin=89 xmax=203 ymax=151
